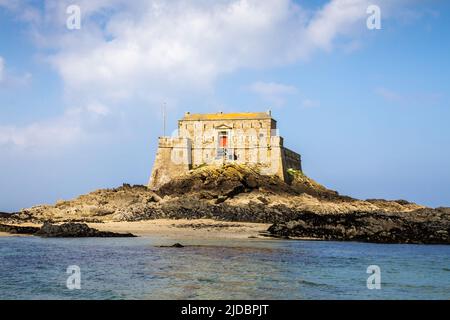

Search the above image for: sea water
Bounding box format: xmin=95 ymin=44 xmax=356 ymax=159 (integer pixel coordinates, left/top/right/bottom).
xmin=0 ymin=236 xmax=449 ymax=299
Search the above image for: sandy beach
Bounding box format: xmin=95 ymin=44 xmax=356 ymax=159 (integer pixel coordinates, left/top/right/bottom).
xmin=0 ymin=232 xmax=14 ymax=237
xmin=93 ymin=219 xmax=271 ymax=239
xmin=0 ymin=219 xmax=271 ymax=240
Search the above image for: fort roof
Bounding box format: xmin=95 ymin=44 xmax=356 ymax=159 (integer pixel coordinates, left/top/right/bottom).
xmin=181 ymin=111 xmax=273 ymax=121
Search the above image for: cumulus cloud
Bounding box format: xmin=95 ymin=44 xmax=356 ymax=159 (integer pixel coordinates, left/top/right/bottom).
xmin=305 ymin=0 xmax=370 ymax=51
xmin=12 ymin=0 xmax=386 ymax=105
xmin=48 ymin=0 xmax=303 ymax=103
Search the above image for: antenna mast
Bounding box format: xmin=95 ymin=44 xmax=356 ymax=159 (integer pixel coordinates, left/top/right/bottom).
xmin=162 ymin=102 xmax=166 ymax=136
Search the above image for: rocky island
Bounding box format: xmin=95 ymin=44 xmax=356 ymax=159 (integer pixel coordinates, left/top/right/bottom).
xmin=1 ymin=112 xmax=448 ymax=243
xmin=1 ymin=163 xmax=448 ymax=244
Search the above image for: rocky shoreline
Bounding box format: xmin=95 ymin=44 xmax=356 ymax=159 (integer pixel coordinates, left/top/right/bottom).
xmin=0 ymin=222 xmax=136 ymax=238
xmin=1 ymin=164 xmax=448 ymax=244
xmin=267 ymin=208 xmax=450 ymax=244
xmin=0 ymin=223 xmax=40 ymax=235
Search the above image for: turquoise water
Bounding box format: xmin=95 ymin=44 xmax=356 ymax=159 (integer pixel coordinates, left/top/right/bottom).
xmin=0 ymin=236 xmax=449 ymax=299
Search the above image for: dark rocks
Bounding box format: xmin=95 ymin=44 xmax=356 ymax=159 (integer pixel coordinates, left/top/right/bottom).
xmin=173 ymin=222 xmax=244 ymax=229
xmin=267 ymin=209 xmax=450 ymax=244
xmin=34 ymin=222 xmax=136 ymax=238
xmin=0 ymin=222 xmax=136 ymax=237
xmin=171 ymin=243 xmax=184 ymax=248
xmin=157 ymin=164 xmax=297 ymax=198
xmin=0 ymin=223 xmax=40 ymax=235
xmin=257 ymin=196 xmax=269 ymax=205
xmin=158 ymin=243 xmax=185 ymax=248
xmin=366 ymin=199 xmax=413 ymax=206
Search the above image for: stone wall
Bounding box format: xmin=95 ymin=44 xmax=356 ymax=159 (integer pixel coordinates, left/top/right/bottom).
xmin=283 ymin=147 xmax=302 ymax=171
xmin=178 ymin=117 xmax=276 ymax=167
xmin=148 ymin=137 xmax=191 ymax=190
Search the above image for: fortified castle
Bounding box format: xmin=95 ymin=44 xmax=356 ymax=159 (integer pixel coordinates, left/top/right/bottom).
xmin=148 ymin=111 xmax=302 ymax=189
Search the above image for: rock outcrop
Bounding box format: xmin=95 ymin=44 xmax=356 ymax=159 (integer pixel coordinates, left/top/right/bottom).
xmin=3 ymin=164 xmax=448 ymax=244
xmin=267 ymin=208 xmax=450 ymax=244
xmin=0 ymin=222 xmax=136 ymax=237
xmin=0 ymin=223 xmax=40 ymax=235
xmin=35 ymin=222 xmax=136 ymax=238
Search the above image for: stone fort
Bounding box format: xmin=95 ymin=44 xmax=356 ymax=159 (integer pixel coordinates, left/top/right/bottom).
xmin=148 ymin=111 xmax=302 ymax=189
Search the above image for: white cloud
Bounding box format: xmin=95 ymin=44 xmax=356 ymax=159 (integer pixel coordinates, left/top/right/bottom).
xmin=248 ymin=81 xmax=297 ymax=107
xmin=0 ymin=103 xmax=112 ymax=150
xmin=305 ymin=0 xmax=371 ymax=51
xmin=249 ymin=81 xmax=298 ymax=96
xmin=15 ymin=0 xmax=386 ymax=105
xmin=0 ymin=115 xmax=82 ymax=150
xmin=86 ymin=102 xmax=110 ymax=117
xmin=249 ymin=82 xmax=321 ymax=109
xmin=0 ymin=0 xmax=42 ymax=27
xmin=0 ymin=56 xmax=32 ymax=87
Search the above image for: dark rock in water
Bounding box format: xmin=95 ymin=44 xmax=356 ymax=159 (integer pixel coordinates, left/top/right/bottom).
xmin=267 ymin=208 xmax=450 ymax=244
xmin=0 ymin=223 xmax=40 ymax=235
xmin=171 ymin=243 xmax=184 ymax=248
xmin=34 ymin=222 xmax=136 ymax=238
xmin=158 ymin=243 xmax=185 ymax=248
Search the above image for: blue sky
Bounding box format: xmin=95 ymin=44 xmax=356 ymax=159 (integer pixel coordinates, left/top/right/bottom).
xmin=0 ymin=0 xmax=449 ymax=212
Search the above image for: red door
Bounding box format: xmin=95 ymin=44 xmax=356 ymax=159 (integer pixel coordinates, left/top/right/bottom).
xmin=219 ymin=135 xmax=228 ymax=148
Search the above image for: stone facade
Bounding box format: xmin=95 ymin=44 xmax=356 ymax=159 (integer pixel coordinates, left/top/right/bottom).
xmin=148 ymin=111 xmax=302 ymax=189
